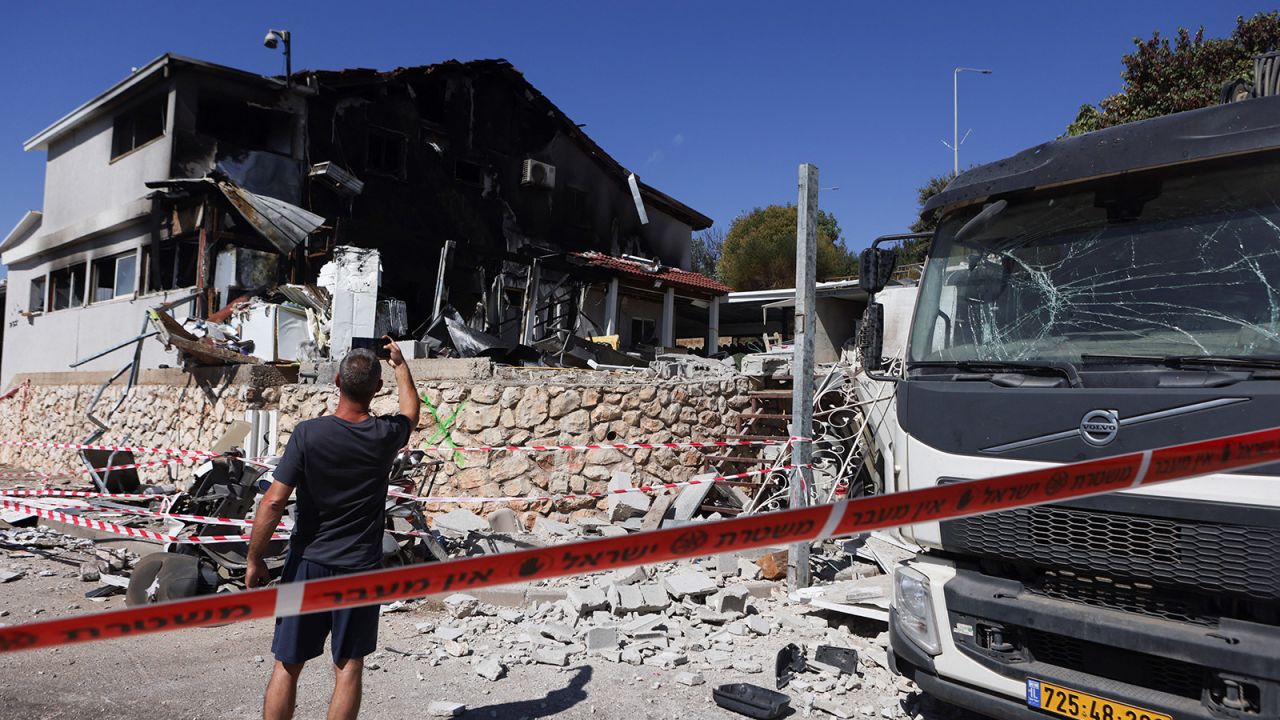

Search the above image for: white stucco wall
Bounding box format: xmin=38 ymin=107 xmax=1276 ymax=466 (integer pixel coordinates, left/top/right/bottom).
xmin=41 ymin=90 xmax=173 ymax=234
xmin=2 ymin=223 xmax=192 ymax=387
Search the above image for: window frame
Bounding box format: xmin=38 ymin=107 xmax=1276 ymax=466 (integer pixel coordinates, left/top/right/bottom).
xmin=27 ymin=275 xmax=46 ymax=314
xmin=48 ymin=263 xmax=87 ymax=312
xmin=90 ymin=251 xmax=139 ymax=304
xmin=110 ymin=94 xmax=168 ymax=162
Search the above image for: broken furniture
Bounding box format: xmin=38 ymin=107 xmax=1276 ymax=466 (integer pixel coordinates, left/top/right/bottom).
xmin=713 ymin=683 xmax=792 ymax=719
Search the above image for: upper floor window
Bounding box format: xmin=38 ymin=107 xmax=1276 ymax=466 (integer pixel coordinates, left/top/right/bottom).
xmin=367 ymin=126 xmax=407 ymax=179
xmin=92 ymin=252 xmax=137 ymax=302
xmin=111 ymin=95 xmax=167 ymax=160
xmin=49 ymin=264 xmax=85 ymax=311
xmin=28 ymin=276 xmax=45 ymax=314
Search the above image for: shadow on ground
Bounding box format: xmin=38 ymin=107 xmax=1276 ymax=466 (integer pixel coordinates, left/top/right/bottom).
xmin=464 ymin=665 xmax=592 ymax=718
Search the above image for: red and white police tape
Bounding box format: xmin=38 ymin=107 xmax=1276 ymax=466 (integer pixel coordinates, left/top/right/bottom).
xmin=1 ymin=425 xmax=1277 ymax=654
xmin=0 ymin=498 xmax=288 ymax=545
xmin=388 ymin=464 xmax=811 ymax=505
xmin=0 ymin=439 xmax=216 ymax=458
xmin=436 ymin=437 xmax=810 ymax=454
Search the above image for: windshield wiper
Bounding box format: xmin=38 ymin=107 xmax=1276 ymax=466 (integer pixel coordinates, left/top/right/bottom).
xmin=1081 ymin=353 xmax=1280 ymax=371
xmin=909 ymin=359 xmax=1082 ymax=387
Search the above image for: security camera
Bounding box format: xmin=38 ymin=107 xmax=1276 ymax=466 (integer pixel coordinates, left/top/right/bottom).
xmin=263 ymin=32 xmax=278 ymax=49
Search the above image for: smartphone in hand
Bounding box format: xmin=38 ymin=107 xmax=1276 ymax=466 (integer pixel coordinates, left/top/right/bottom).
xmin=351 ymin=336 xmax=392 ymax=359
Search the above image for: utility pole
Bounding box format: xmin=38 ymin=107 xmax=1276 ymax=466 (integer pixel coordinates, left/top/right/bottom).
xmin=789 ymin=163 xmax=818 ymax=590
xmin=951 ymin=67 xmax=993 ymax=176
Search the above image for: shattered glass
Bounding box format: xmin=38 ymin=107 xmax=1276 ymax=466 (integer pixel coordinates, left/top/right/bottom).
xmin=910 ymin=157 xmax=1280 ymax=366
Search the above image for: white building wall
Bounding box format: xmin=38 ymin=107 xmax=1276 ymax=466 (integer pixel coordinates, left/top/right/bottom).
xmin=2 ymin=223 xmax=191 ymax=387
xmin=41 ymin=90 xmax=173 ymax=233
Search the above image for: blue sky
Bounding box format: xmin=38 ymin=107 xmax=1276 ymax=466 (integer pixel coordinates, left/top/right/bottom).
xmin=0 ymin=1 xmax=1274 ymax=263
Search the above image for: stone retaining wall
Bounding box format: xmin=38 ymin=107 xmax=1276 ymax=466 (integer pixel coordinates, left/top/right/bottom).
xmin=0 ymin=363 xmax=755 ymax=522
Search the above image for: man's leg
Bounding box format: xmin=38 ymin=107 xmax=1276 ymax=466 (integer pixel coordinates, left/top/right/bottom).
xmin=327 ymin=657 xmax=363 ymax=720
xmin=264 ymin=661 xmax=304 ymax=720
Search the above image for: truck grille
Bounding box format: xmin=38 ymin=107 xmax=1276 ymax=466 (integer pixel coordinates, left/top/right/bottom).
xmin=1028 ymin=569 xmax=1215 ymax=626
xmin=942 ymin=505 xmax=1280 ymax=601
xmin=1024 ymin=628 xmax=1206 ymax=700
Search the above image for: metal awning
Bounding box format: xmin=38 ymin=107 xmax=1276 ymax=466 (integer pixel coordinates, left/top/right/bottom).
xmin=146 ymin=178 xmax=324 ymax=254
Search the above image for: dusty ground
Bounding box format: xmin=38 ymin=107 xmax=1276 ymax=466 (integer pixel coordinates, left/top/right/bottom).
xmin=0 ymin=538 xmax=990 ymax=720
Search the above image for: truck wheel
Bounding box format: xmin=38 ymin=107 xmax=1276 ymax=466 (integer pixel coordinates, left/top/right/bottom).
xmin=125 ymin=552 xmax=206 ymax=606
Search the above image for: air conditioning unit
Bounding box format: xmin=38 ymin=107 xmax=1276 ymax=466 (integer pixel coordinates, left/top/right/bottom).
xmin=521 ymin=159 xmax=556 ymax=189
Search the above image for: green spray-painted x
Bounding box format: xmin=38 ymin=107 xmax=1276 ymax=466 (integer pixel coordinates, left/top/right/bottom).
xmin=421 ymin=392 xmax=469 ymax=467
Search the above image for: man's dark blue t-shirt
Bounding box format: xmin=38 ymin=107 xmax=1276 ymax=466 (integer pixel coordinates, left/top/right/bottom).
xmin=272 ymin=414 xmax=412 ymax=570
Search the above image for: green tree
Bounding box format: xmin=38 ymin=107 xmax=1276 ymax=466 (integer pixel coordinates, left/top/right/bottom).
xmin=717 ymin=205 xmax=854 ymax=291
xmin=1067 ymin=12 xmax=1280 ymax=136
xmin=691 ymin=227 xmax=724 ymax=279
xmin=899 ymin=173 xmax=952 ymax=264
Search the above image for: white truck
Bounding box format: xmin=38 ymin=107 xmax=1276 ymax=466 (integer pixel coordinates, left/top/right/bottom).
xmin=857 ymin=78 xmax=1280 ymax=720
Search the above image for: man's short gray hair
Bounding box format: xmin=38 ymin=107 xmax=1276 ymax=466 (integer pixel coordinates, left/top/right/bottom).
xmin=339 ymin=348 xmax=382 ymax=402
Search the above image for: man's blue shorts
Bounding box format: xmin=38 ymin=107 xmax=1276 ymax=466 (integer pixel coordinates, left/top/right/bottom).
xmin=271 ymin=555 xmax=380 ymax=665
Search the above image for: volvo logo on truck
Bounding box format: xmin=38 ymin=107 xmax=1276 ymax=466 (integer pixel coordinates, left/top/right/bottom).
xmin=1079 ymin=410 xmax=1119 ymax=446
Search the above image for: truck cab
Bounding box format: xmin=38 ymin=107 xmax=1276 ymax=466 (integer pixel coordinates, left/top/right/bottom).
xmin=868 ymin=92 xmax=1280 ymax=720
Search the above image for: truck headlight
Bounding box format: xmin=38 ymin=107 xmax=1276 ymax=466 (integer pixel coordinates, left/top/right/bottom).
xmin=894 ymin=566 xmax=941 ymax=655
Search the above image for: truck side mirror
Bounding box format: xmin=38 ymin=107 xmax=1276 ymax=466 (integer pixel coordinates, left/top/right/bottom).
xmin=858 ymin=302 xmax=885 ymax=372
xmin=859 ymin=247 xmax=898 ymax=294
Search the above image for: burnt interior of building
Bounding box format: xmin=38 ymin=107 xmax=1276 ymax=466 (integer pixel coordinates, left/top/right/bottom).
xmin=144 ymin=59 xmax=714 ymax=362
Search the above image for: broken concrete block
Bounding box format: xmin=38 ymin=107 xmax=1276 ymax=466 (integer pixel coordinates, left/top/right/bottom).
xmin=435 ymin=509 xmax=490 ymax=537
xmin=672 ymin=478 xmax=716 ymax=521
xmin=707 ymin=585 xmax=750 ymax=615
xmin=813 ymin=698 xmax=856 ymax=719
xmin=611 ymin=566 xmax=649 ymax=586
xmin=584 ymin=626 xmax=618 ymax=653
xmin=0 ymin=569 xmax=23 ymax=583
xmin=745 ymin=615 xmax=770 ymax=636
xmin=486 ymin=508 xmax=523 ymax=534
xmin=715 ymin=552 xmax=739 ymax=577
xmin=737 ymin=557 xmax=762 ymax=580
xmin=692 ymin=606 xmax=739 ymax=625
xmin=434 ymin=626 xmax=466 ymax=641
xmin=639 ymin=583 xmax=672 ymax=612
xmin=428 ymin=701 xmax=466 ymax=718
xmin=596 ymin=525 xmax=628 ymax=538
xmin=78 ymin=564 xmax=100 ymax=583
xmin=497 ymin=609 xmax=524 ymax=624
xmin=725 ymin=621 xmax=749 ymax=637
xmin=675 ymin=671 xmax=705 ymax=687
xmin=643 ymin=651 xmax=687 ymax=669
xmin=621 ymin=517 xmax=644 ymax=531
xmin=598 ymin=648 xmax=622 ymax=663
xmin=742 ymin=580 xmax=777 ymax=599
xmin=733 ymin=659 xmax=764 ymax=673
xmin=663 ymin=571 xmax=717 ymax=600
xmin=533 ymin=647 xmax=569 ymax=666
xmin=704 ymin=649 xmax=734 ymax=670
xmin=621 ymin=614 xmax=667 ymax=635
xmin=566 ymin=586 xmax=608 ymax=616
xmin=443 ymin=593 xmax=479 ymax=619
xmin=620 ymin=648 xmax=644 ymax=665
xmin=443 ymin=640 xmax=471 ymax=657
xmin=473 ymin=656 xmax=505 ymax=681
xmin=756 ymin=550 xmax=789 ymax=580
xmin=534 ymin=517 xmax=575 ymax=537
xmin=606 ymin=472 xmax=650 ymax=521
xmin=640 ymin=491 xmax=677 ymax=530
xmin=607 ymin=583 xmax=646 ymax=615
xmin=539 ymin=622 xmax=576 ymax=643
xmin=415 ymin=622 xmax=436 ymax=634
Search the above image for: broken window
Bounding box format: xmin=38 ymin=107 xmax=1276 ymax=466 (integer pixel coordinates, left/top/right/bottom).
xmin=455 ymin=159 xmax=484 ymax=187
xmin=910 ymin=154 xmax=1280 ymax=369
xmin=631 ymin=317 xmax=656 ymax=345
xmin=28 ymin=276 xmax=45 ymax=313
xmin=366 ymin=126 xmax=407 ymax=179
xmin=564 ymin=187 xmax=590 ymax=228
xmin=111 ymin=94 xmax=166 ymax=160
xmin=49 ymin=264 xmax=85 ymax=311
xmin=146 ymin=238 xmax=199 ymax=291
xmin=91 ymin=252 xmax=137 ymax=302
xmin=196 ymin=94 xmax=294 ymax=155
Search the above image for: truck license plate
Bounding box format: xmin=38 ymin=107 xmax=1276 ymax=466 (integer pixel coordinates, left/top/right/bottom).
xmin=1026 ymin=679 xmax=1172 ymax=720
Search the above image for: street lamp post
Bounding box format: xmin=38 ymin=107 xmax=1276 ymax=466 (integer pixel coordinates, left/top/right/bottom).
xmin=952 ymin=67 xmax=992 ymax=176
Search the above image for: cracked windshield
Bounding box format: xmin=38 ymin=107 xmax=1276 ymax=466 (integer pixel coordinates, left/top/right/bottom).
xmin=909 ymin=157 xmax=1280 ymax=366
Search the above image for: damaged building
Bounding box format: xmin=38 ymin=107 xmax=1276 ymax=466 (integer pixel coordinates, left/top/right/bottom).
xmin=0 ymin=54 xmax=721 ymax=384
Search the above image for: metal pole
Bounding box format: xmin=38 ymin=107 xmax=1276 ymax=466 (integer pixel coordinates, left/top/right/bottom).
xmin=789 ymin=163 xmax=819 ymax=590
xmin=953 ymin=69 xmax=959 ymax=177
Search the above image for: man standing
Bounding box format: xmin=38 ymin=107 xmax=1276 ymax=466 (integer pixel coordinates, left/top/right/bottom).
xmin=246 ymin=338 xmax=419 ymax=720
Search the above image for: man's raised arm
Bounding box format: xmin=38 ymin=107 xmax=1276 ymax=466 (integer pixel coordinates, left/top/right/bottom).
xmin=384 ymin=336 xmax=419 ymax=428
